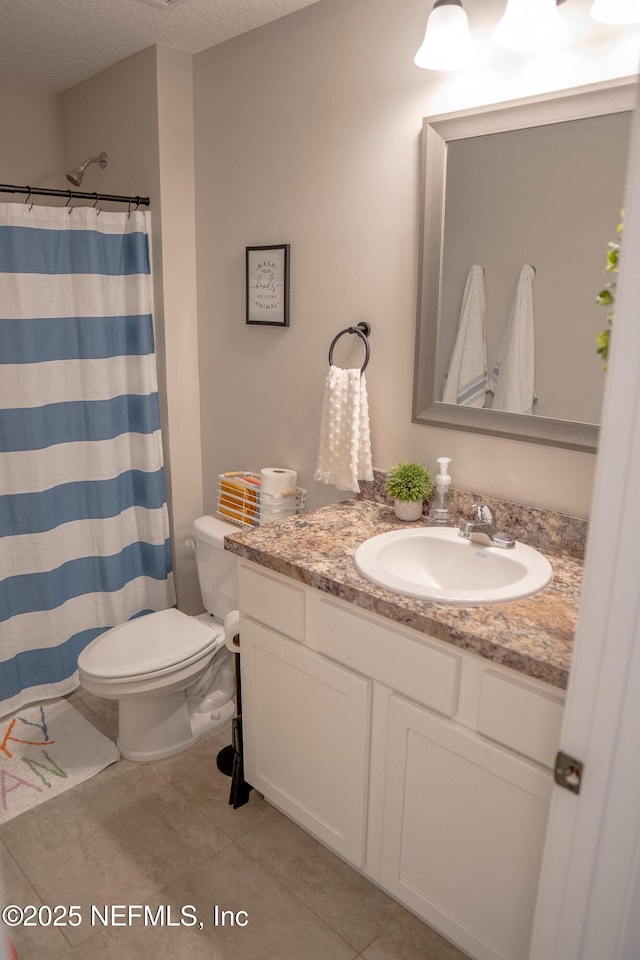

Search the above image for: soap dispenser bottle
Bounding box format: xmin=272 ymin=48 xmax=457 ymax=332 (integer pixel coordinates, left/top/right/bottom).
xmin=428 ymin=457 xmax=454 ymax=526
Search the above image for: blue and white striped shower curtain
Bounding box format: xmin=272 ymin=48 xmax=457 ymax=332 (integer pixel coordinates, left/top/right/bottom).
xmin=0 ymin=202 xmax=175 ymax=716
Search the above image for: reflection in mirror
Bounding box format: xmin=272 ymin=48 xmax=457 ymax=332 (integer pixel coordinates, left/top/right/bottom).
xmin=412 ymin=80 xmax=635 ymax=452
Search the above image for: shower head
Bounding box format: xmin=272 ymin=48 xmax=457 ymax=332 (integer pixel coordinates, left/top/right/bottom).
xmin=66 ymin=152 xmax=108 ymax=187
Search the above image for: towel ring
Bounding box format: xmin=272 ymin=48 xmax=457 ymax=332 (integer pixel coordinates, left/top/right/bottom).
xmin=328 ymin=321 xmax=371 ymax=374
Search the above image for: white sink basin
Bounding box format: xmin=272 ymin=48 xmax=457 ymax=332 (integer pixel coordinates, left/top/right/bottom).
xmin=354 ymin=526 xmax=552 ymax=605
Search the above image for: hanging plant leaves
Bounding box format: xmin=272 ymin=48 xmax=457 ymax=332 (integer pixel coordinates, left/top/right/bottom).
xmin=595 ymin=212 xmax=623 ymax=368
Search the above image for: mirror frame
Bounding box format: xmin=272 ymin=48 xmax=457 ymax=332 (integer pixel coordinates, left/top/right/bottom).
xmin=412 ymin=78 xmax=636 ymax=453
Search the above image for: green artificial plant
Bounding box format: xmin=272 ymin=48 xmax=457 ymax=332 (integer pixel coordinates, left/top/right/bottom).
xmin=386 ymin=462 xmax=434 ymax=503
xmin=595 ymin=212 xmax=624 ymax=367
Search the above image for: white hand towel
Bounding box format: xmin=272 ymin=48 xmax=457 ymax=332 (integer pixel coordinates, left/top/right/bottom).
xmin=490 ymin=264 xmax=536 ymax=415
xmin=315 ymin=366 xmax=374 ymax=493
xmin=442 ymin=264 xmax=488 ymax=407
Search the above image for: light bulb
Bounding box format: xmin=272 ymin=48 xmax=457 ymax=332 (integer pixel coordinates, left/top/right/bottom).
xmin=493 ymin=0 xmax=568 ymax=52
xmin=414 ymin=0 xmax=476 ymax=71
xmin=591 ymin=0 xmax=640 ymax=24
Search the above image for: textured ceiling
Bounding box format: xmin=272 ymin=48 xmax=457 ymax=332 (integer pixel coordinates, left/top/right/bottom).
xmin=0 ymin=0 xmax=322 ymax=93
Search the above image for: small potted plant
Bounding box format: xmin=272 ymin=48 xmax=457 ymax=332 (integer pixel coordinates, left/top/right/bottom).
xmin=386 ymin=462 xmax=434 ymax=521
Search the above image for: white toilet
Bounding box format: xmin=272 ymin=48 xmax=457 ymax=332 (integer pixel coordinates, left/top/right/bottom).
xmin=77 ymin=516 xmax=239 ymax=762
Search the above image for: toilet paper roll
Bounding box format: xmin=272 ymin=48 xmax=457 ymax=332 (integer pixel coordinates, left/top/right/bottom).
xmin=224 ymin=609 xmax=241 ymax=653
xmin=260 ymin=467 xmax=297 ymax=496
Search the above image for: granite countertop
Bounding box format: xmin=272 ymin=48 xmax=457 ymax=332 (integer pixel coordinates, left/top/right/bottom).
xmin=224 ymin=498 xmax=583 ymax=690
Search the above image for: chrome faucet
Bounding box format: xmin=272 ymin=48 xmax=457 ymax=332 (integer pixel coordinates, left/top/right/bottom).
xmin=458 ymin=502 xmax=515 ymax=549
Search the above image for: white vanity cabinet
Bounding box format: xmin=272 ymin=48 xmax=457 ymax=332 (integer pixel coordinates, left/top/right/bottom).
xmin=238 ymin=559 xmax=566 ymax=960
xmin=238 ymin=564 xmax=372 ymax=867
xmin=382 ymin=695 xmax=552 ymax=960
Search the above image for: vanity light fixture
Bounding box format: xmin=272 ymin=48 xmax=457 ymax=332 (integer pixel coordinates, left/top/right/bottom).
xmin=591 ymin=0 xmax=640 ymax=23
xmin=493 ymin=0 xmax=568 ymax=52
xmin=414 ymin=0 xmax=476 ymax=71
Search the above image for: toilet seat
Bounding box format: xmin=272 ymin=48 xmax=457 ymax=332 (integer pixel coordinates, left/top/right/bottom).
xmin=78 ymin=608 xmax=222 ymax=682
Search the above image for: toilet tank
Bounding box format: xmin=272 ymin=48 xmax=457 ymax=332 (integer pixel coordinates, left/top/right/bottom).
xmin=192 ymin=516 xmax=239 ymax=620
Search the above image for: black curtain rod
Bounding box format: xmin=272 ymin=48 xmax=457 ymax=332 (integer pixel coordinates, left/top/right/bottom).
xmin=0 ymin=184 xmax=150 ymax=207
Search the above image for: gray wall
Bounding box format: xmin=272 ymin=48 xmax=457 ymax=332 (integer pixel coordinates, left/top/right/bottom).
xmin=194 ymin=0 xmax=638 ymax=520
xmin=0 ymin=82 xmax=64 ymax=187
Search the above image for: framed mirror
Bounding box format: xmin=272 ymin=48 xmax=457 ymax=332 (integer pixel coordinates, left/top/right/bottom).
xmin=412 ymin=79 xmax=635 ymax=452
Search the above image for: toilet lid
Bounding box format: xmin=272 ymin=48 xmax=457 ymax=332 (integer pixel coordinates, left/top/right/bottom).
xmin=78 ymin=608 xmax=220 ymax=680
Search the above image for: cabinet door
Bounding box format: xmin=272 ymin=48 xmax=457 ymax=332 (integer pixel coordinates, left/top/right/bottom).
xmin=382 ymin=695 xmax=552 ymax=960
xmin=241 ymin=619 xmax=372 ymax=867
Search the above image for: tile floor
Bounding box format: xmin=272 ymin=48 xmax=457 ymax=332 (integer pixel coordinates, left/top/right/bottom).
xmin=1 ymin=689 xmax=469 ymax=959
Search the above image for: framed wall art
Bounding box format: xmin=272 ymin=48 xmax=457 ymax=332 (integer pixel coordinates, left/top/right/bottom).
xmin=246 ymin=244 xmax=290 ymax=327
